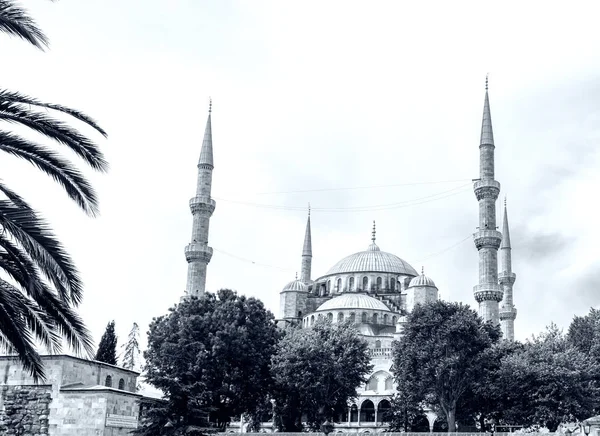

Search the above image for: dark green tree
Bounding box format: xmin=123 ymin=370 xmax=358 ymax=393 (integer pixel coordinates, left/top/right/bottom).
xmin=140 ymin=290 xmax=281 ymax=434
xmin=493 ymin=324 xmax=600 ymax=430
xmin=95 ymin=321 xmax=118 ymax=365
xmin=270 ymin=319 xmax=372 ymax=431
xmin=0 ymin=1 xmax=107 ymax=380
xmin=392 ymin=301 xmax=501 ymax=432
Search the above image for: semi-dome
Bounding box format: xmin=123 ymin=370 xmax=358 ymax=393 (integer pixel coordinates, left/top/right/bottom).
xmin=409 ymin=269 xmax=436 ymax=288
xmin=282 ymin=279 xmax=308 ymax=292
xmin=315 ymin=293 xmax=391 ymax=312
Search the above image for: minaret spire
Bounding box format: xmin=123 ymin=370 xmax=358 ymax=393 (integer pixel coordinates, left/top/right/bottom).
xmin=473 ymin=78 xmax=504 ymax=324
xmin=499 ymin=199 xmax=517 ymax=340
xmin=300 ymin=205 xmax=312 ymax=284
xmin=183 ymin=100 xmax=216 ymax=299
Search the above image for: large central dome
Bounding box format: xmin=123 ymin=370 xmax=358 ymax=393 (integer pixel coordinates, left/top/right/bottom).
xmin=324 ymin=240 xmax=418 ymax=277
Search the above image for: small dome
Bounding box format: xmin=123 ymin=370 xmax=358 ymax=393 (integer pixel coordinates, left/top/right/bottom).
xmin=315 ymin=293 xmax=391 ymax=312
xmin=282 ymin=280 xmax=308 ymax=292
xmin=409 ymin=271 xmax=436 ymax=288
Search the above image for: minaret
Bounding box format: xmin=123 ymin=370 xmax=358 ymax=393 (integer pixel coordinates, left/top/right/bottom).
xmin=499 ymin=198 xmax=517 ymax=340
xmin=300 ymin=205 xmax=312 ymax=284
xmin=183 ymin=100 xmax=216 ymax=299
xmin=473 ymin=77 xmax=503 ymax=324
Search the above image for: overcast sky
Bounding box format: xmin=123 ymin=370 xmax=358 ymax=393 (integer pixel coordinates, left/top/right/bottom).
xmin=1 ymin=0 xmax=599 ymax=354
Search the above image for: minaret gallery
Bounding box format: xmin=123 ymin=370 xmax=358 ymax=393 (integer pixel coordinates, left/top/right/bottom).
xmin=183 ymin=100 xmax=216 ymax=299
xmin=473 ymin=77 xmax=504 ymax=324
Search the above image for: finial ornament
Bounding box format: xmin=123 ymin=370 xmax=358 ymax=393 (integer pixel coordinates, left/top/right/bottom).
xmin=295 ymin=272 xmax=298 ymax=280
xmin=421 ymin=266 xmax=424 ymax=275
xmin=504 ymin=195 xmax=507 ymax=208
xmin=209 ymin=97 xmax=212 ymax=113
xmin=485 ymin=74 xmax=489 ymax=91
xmin=371 ymin=220 xmax=376 ymax=242
xmin=308 ymin=202 xmax=311 ymax=217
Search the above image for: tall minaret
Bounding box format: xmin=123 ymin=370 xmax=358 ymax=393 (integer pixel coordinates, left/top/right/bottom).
xmin=499 ymin=198 xmax=517 ymax=340
xmin=300 ymin=206 xmax=312 ymax=284
xmin=183 ymin=101 xmax=215 ymax=299
xmin=473 ymin=77 xmax=503 ymax=324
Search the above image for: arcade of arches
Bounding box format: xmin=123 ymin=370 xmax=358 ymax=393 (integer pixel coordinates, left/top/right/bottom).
xmin=334 ymin=399 xmax=392 ymax=425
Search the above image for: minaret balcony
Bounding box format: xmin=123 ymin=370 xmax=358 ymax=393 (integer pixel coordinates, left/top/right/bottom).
xmin=185 ymin=244 xmax=213 ymax=263
xmin=499 ymin=306 xmax=517 ymax=320
xmin=473 ymin=179 xmax=500 ymax=200
xmin=189 ymin=196 xmax=216 ymax=215
xmin=473 ymin=283 xmax=503 ymax=303
xmin=473 ymin=230 xmax=502 ymax=250
xmin=498 ymin=271 xmax=516 ymax=285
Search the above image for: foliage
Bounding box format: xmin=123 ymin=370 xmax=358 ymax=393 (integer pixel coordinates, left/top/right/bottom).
xmin=121 ymin=322 xmax=142 ymax=372
xmin=95 ymin=321 xmax=118 ymax=365
xmin=492 ymin=324 xmax=600 ymax=431
xmin=392 ymin=300 xmax=501 ymax=432
xmin=270 ymin=319 xmax=372 ymax=431
xmin=387 ymin=390 xmax=424 ymax=432
xmin=0 ymin=1 xmax=107 ymax=380
xmin=140 ymin=290 xmax=280 ymax=434
xmin=567 ymin=308 xmax=600 ymax=358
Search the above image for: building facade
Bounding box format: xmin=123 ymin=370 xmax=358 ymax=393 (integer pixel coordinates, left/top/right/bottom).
xmin=0 ymin=355 xmax=141 ymax=436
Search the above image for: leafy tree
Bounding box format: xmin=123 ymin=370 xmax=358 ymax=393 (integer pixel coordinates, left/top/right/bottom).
xmin=121 ymin=322 xmax=142 ymax=371
xmin=140 ymin=290 xmax=280 ymax=434
xmin=0 ymin=1 xmax=107 ymax=380
xmin=567 ymin=308 xmax=600 ymax=358
xmin=95 ymin=321 xmax=118 ymax=365
xmin=270 ymin=319 xmax=372 ymax=431
xmin=392 ymin=300 xmax=501 ymax=432
xmin=493 ymin=324 xmax=600 ymax=430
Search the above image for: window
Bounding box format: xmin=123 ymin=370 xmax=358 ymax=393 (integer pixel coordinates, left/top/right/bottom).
xmin=336 ymin=278 xmax=342 ymax=292
xmin=392 ymin=316 xmax=397 ymax=325
xmin=349 ymin=277 xmax=354 ymax=291
xmin=385 ymin=377 xmax=394 ymax=391
xmin=327 ymin=313 xmax=333 ymax=321
xmin=372 ymin=313 xmax=378 ymax=324
xmin=375 ymin=340 xmax=381 ymax=349
xmin=298 ymin=311 xmax=302 ymax=318
xmin=311 ymin=315 xmax=315 ymax=326
xmin=367 ymin=377 xmax=378 ymax=391
xmin=376 ymin=277 xmax=382 ymax=290
xmin=327 ymin=280 xmax=331 ymax=293
xmin=383 ymin=314 xmax=389 ymax=324
xmin=350 ymin=313 xmax=356 ymax=322
xmin=118 ymin=378 xmax=125 ymax=390
xmin=338 ymin=313 xmax=344 ymax=323
xmin=361 ymin=312 xmax=367 ymax=323
xmin=105 ymin=375 xmax=112 ymax=387
xmin=362 ymin=276 xmax=368 ymax=290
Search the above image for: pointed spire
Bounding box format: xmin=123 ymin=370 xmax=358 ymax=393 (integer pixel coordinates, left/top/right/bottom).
xmin=501 ymin=198 xmax=512 ymax=249
xmin=302 ymin=206 xmax=312 ymax=257
xmin=480 ymin=75 xmax=494 ymax=146
xmin=199 ymin=98 xmax=214 ymax=168
xmin=372 ymin=220 xmax=376 ymax=242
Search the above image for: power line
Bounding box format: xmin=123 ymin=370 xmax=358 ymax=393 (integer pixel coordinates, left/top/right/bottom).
xmin=213 ymin=183 xmax=472 ymax=213
xmin=415 ymin=234 xmax=473 ymax=263
xmin=252 ymin=178 xmax=473 ymax=195
xmin=213 ymin=248 xmax=294 ymax=273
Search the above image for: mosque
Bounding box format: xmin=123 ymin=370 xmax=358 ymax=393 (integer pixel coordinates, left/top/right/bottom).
xmin=182 ymin=82 xmax=518 ymax=432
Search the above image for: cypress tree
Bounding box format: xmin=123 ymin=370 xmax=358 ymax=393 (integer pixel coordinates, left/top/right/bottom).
xmin=95 ymin=320 xmax=118 ymax=365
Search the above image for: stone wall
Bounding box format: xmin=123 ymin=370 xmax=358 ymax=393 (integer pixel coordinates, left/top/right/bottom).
xmin=0 ymin=384 xmax=52 ymax=435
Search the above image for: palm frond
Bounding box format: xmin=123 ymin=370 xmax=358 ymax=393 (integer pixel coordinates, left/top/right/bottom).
xmin=0 ymin=279 xmax=46 ymax=381
xmin=0 ymin=198 xmax=83 ymax=304
xmin=0 ymin=131 xmax=99 ymax=216
xmin=0 ymin=89 xmax=107 ymax=137
xmin=0 ymin=232 xmax=94 ymax=357
xmin=0 ymin=0 xmax=48 ymax=50
xmin=0 ymin=100 xmax=108 ymax=171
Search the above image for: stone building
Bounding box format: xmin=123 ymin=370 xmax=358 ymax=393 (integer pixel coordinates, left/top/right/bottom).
xmin=0 ymin=354 xmax=141 ymax=435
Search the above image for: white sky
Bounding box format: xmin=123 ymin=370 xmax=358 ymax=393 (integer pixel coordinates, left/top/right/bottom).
xmin=1 ymin=0 xmax=599 ymax=354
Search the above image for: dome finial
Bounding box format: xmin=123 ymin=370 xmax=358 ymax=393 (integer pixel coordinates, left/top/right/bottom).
xmin=421 ymin=266 xmax=424 ymax=275
xmin=209 ymin=97 xmax=212 ymax=114
xmin=485 ymin=74 xmax=489 ymax=91
xmin=371 ymin=220 xmax=376 ymax=242
xmin=504 ymin=195 xmax=507 ymax=208
xmin=295 ymin=272 xmax=298 ymax=280
xmin=308 ymin=202 xmax=311 ymax=217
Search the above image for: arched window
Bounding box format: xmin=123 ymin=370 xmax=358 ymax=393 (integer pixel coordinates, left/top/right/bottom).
xmin=336 ymin=278 xmax=342 ymax=292
xmin=392 ymin=316 xmax=397 ymax=325
xmin=298 ymin=311 xmax=302 ymax=318
xmin=385 ymin=377 xmax=394 ymax=391
xmin=118 ymin=378 xmax=125 ymax=390
xmin=361 ymin=312 xmax=367 ymax=323
xmin=378 ymin=399 xmax=392 ymax=422
xmin=311 ymin=315 xmax=315 ymax=326
xmin=349 ymin=277 xmax=354 ymax=291
xmin=372 ymin=313 xmax=378 ymax=324
xmin=318 ymin=314 xmax=323 ymax=320
xmin=383 ymin=314 xmax=389 ymax=324
xmin=375 ymin=340 xmax=381 ymax=349
xmin=327 ymin=280 xmax=331 ymax=293
xmin=360 ymin=400 xmax=375 ymax=422
xmin=376 ymin=277 xmax=382 ymax=290
xmin=350 ymin=404 xmax=359 ymax=422
xmin=338 ymin=312 xmax=344 ymax=323
xmin=349 ymin=313 xmax=356 ymax=322
xmin=327 ymin=313 xmax=333 ymax=321
xmin=362 ymin=276 xmax=368 ymax=290
xmin=105 ymin=375 xmax=112 ymax=387
xmin=367 ymin=377 xmax=378 ymax=391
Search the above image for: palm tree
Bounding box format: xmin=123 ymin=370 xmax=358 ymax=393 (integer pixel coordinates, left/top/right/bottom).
xmin=0 ymin=1 xmax=108 ymax=380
